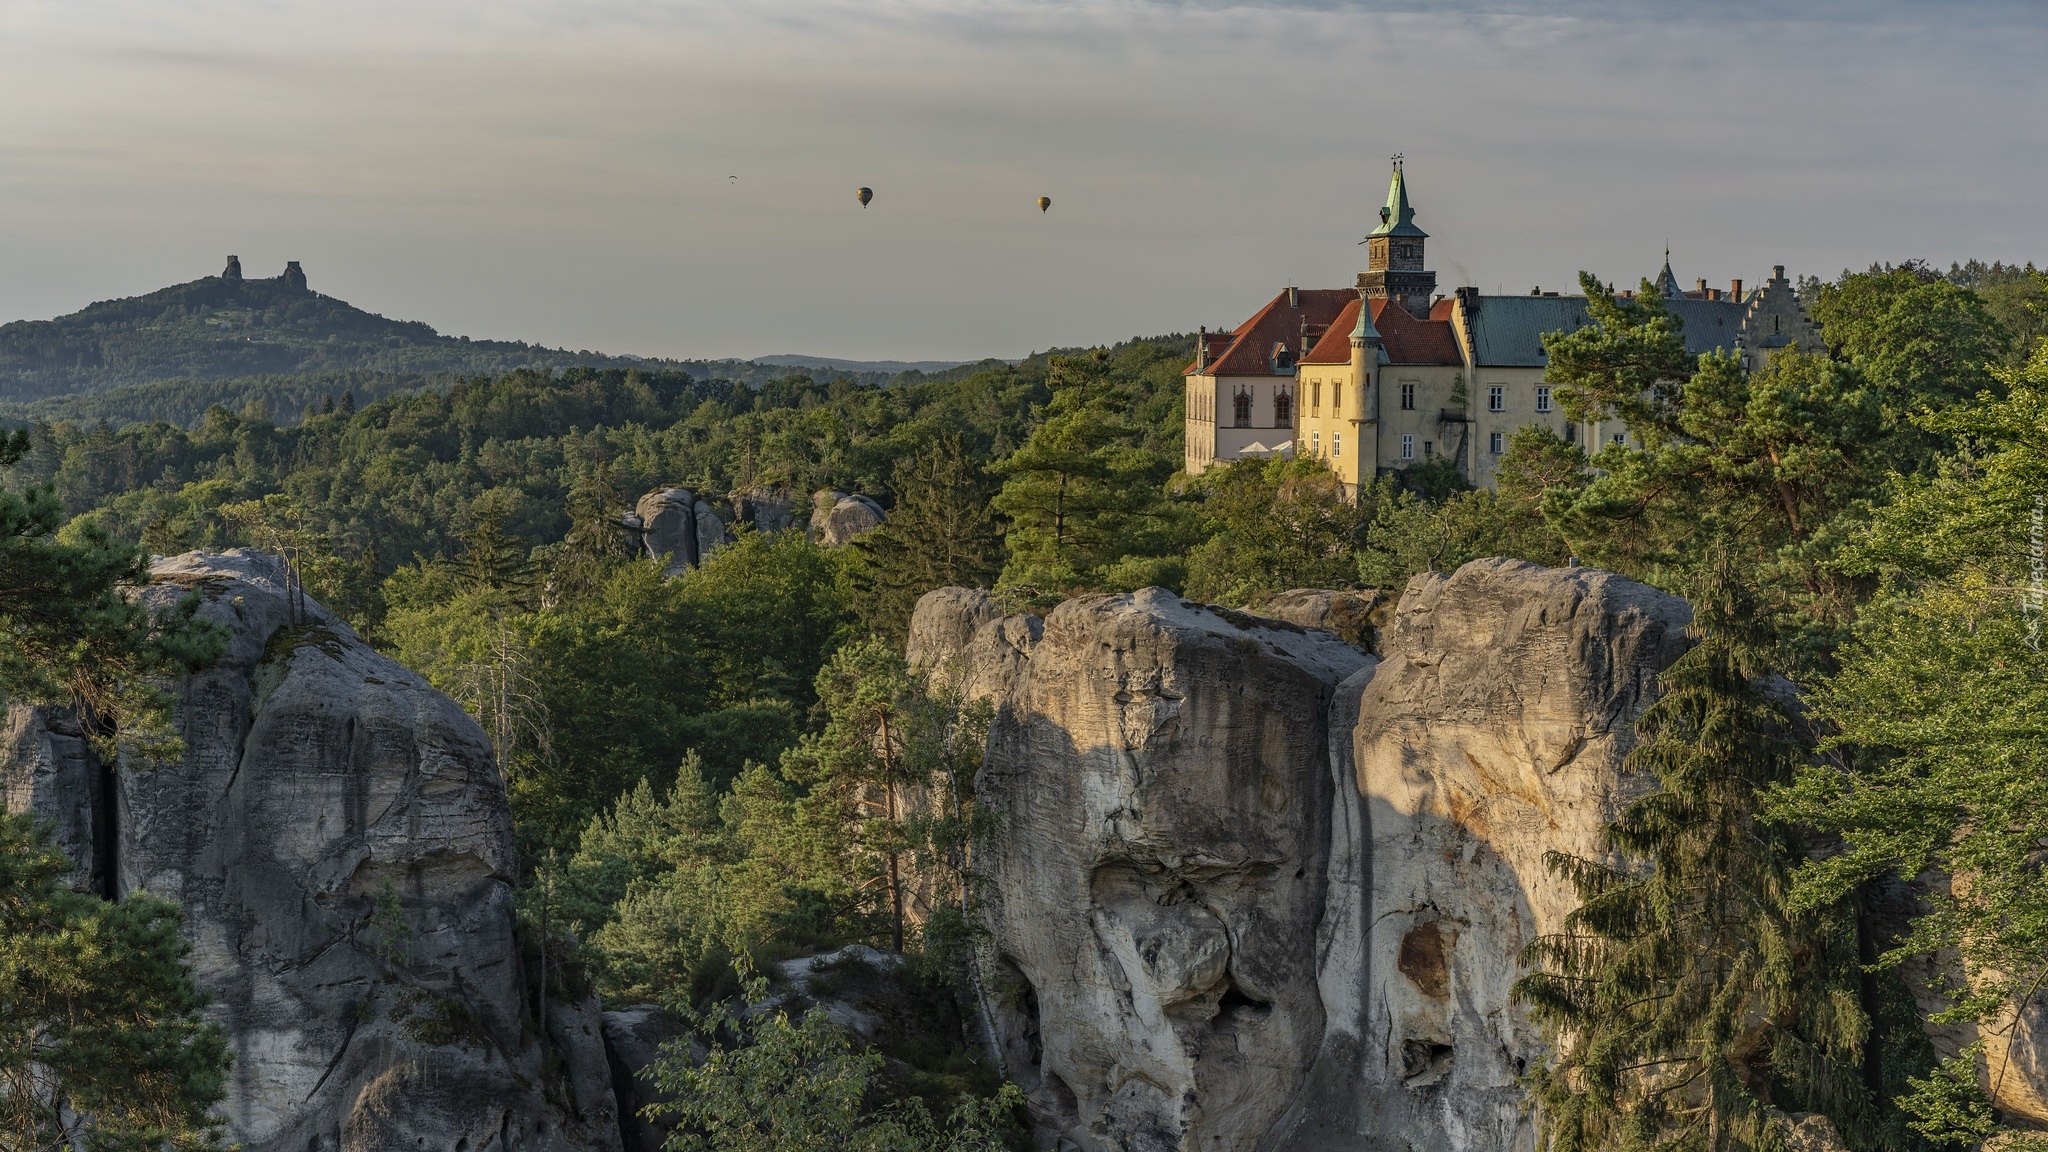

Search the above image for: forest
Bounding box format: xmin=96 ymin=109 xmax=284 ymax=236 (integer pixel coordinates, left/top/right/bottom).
xmin=2 ymin=257 xmax=2047 ymax=1150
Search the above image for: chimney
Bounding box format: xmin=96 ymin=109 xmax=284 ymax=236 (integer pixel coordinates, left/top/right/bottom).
xmin=1707 ymin=288 xmax=1722 ymax=301
xmin=1530 ymin=286 xmax=1541 ymax=296
xmin=1773 ymin=264 xmax=1785 ymax=282
xmin=1695 ymin=278 xmax=1708 ymax=295
xmin=1730 ymin=278 xmax=1743 ymax=298
xmin=1196 ymin=326 xmax=1208 ymax=372
xmin=1288 ymin=286 xmax=1299 ymax=308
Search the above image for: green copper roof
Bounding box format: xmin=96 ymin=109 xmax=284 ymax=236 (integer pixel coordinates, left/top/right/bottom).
xmin=1350 ymin=295 xmax=1382 ymax=342
xmin=1367 ymin=162 xmax=1427 ymax=239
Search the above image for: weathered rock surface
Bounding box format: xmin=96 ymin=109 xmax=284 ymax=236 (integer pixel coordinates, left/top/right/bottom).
xmin=1 ymin=551 xmax=619 ymax=1152
xmin=1251 ymin=588 xmax=1387 ymax=653
xmin=634 ymin=487 xmax=731 ymax=576
xmin=912 ymin=587 xmax=1371 ymax=1152
xmin=912 ymin=560 xmax=1693 ymax=1152
xmin=730 ymin=487 xmax=797 ymax=535
xmin=810 ymin=490 xmax=886 ymax=547
xmin=1277 ymin=559 xmax=1690 ymax=1152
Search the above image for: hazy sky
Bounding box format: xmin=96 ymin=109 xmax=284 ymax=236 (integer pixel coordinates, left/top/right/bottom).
xmin=1 ymin=0 xmax=2042 ymax=361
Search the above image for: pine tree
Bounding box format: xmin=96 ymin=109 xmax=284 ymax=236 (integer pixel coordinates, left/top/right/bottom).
xmin=0 ymin=816 xmax=232 ymax=1150
xmin=990 ymin=355 xmax=1188 ymax=599
xmin=1514 ymin=557 xmax=1876 ymax=1152
xmin=852 ymin=434 xmax=1002 ymax=642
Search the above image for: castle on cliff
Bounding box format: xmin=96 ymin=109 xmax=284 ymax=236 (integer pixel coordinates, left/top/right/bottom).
xmin=1183 ymin=160 xmax=1825 ymax=490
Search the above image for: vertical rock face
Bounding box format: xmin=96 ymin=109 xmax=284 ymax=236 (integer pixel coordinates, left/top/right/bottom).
xmin=634 ymin=487 xmax=731 ymax=576
xmin=913 ymin=559 xmax=1693 ymax=1152
xmin=1 ymin=551 xmax=619 ymax=1152
xmin=1279 ymin=559 xmax=1691 ymax=1152
xmin=911 ymin=587 xmax=1371 ymax=1152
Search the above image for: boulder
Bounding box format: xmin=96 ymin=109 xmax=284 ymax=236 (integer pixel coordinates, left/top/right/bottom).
xmin=1 ymin=551 xmax=620 ymax=1152
xmin=1252 ymin=588 xmax=1387 ymax=653
xmin=634 ymin=487 xmax=729 ymax=576
xmin=911 ymin=586 xmax=1371 ymax=1152
xmin=810 ymin=490 xmax=886 ymax=547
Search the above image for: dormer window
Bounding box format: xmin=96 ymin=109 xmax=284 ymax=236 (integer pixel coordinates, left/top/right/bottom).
xmin=1271 ymin=342 xmax=1292 ymax=373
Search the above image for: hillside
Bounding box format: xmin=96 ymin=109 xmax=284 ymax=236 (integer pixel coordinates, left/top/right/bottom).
xmin=0 ymin=260 xmax=662 ymax=403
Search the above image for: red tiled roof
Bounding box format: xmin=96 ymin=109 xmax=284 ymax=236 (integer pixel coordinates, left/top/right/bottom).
xmin=1186 ymin=288 xmax=1355 ymax=376
xmin=1299 ymin=298 xmax=1462 ymax=366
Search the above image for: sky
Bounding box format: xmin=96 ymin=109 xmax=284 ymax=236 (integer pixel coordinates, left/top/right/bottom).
xmin=0 ymin=0 xmax=2042 ymax=362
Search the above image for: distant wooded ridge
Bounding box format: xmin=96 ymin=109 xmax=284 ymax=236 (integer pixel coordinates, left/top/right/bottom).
xmin=0 ymin=264 xmax=1015 ymax=427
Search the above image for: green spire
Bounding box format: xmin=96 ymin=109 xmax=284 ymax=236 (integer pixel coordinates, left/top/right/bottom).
xmin=1350 ymin=294 xmax=1381 ymax=343
xmin=1368 ymin=156 xmax=1427 ymax=239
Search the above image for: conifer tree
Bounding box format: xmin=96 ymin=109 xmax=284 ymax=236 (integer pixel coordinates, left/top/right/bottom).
xmin=852 ymin=434 xmax=1002 ymax=642
xmin=1515 ymin=557 xmax=1875 ymax=1152
xmin=991 ymin=355 xmax=1189 ymax=598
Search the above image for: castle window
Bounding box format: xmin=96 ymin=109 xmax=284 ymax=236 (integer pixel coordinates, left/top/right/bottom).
xmin=1424 ymin=440 xmax=1434 ymax=458
xmin=1400 ymin=382 xmax=1415 ymax=411
xmin=1612 ymin=431 xmax=1626 ymax=445
xmin=1535 ymin=386 xmax=1552 ymax=414
xmin=1333 ymin=381 xmax=1342 ymax=414
xmin=1400 ymin=434 xmax=1414 ymax=460
xmin=1274 ymin=392 xmax=1293 ymax=425
xmin=1490 ymin=430 xmax=1505 ymax=455
xmin=1233 ymin=391 xmax=1252 ymax=428
xmin=1488 ymin=385 xmax=1504 ymax=413
xmin=1312 ymin=431 xmax=1321 ymax=456
xmin=1334 ymin=431 xmax=1342 ymax=459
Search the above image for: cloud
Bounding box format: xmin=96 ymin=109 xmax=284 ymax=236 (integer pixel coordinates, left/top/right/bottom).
xmin=0 ymin=0 xmax=2041 ymax=359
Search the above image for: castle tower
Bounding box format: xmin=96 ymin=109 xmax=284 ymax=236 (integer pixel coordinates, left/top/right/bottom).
xmin=1358 ymin=157 xmax=1436 ymax=316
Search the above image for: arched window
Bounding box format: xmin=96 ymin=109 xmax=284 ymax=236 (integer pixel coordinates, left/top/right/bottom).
xmin=1233 ymin=390 xmax=1252 ymax=428
xmin=1273 ymin=391 xmax=1292 ymax=426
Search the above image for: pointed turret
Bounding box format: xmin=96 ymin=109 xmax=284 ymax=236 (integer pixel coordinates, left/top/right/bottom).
xmin=1654 ymin=247 xmax=1682 ymax=298
xmin=1350 ymin=294 xmax=1382 ymax=344
xmin=1368 ymin=159 xmax=1427 ymax=239
xmin=1358 ymin=155 xmax=1436 ymax=315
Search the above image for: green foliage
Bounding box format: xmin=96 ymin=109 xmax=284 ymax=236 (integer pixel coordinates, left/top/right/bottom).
xmin=0 ymin=432 xmax=225 ymax=757
xmin=0 ymin=814 xmax=231 ymax=1151
xmin=1893 ymin=1045 xmax=1993 ymax=1149
xmin=1181 ymin=455 xmax=1366 ymax=606
xmin=852 ymin=435 xmax=1004 ymax=643
xmin=646 ymin=973 xmax=1022 ymax=1152
xmin=1769 ymin=346 xmax=2048 ymax=1032
xmin=992 ymin=351 xmax=1192 ymax=599
xmin=1514 ymin=562 xmax=1876 ymax=1152
xmin=1810 ymin=265 xmax=2011 ymax=423
xmin=1542 ymin=273 xmax=1696 ymax=444
xmin=1355 ymin=467 xmax=1569 ymax=588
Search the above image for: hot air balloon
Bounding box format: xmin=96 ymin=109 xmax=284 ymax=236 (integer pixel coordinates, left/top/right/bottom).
xmin=1037 ymin=196 xmax=1051 ymax=213
xmin=857 ymin=187 xmax=873 ymax=208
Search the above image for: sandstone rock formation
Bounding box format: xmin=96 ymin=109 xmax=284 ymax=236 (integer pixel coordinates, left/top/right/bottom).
xmin=810 ymin=490 xmax=886 ymax=547
xmin=1 ymin=551 xmax=619 ymax=1152
xmin=911 ymin=559 xmax=1693 ymax=1152
xmin=1277 ymin=559 xmax=1690 ymax=1152
xmin=911 ymin=587 xmax=1371 ymax=1152
xmin=730 ymin=486 xmax=797 ymax=535
xmin=1252 ymin=588 xmax=1386 ymax=653
xmin=633 ymin=487 xmax=731 ymax=576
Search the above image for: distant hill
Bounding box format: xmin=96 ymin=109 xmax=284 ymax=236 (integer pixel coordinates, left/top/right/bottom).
xmin=0 ymin=261 xmax=1022 ymax=427
xmin=754 ymin=354 xmax=980 ymax=374
xmin=0 ymin=262 xmax=665 ymax=404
